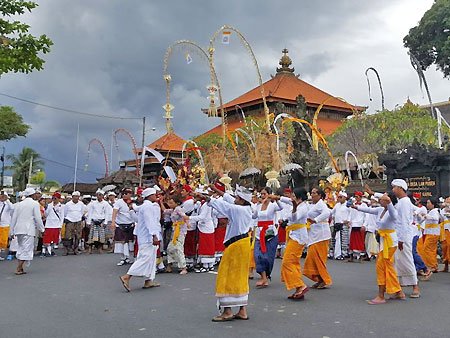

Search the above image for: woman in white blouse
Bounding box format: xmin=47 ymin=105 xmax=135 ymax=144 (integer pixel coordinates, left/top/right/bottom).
xmin=303 ymin=188 xmax=332 ymax=289
xmin=421 ymin=198 xmax=441 ymax=272
xmin=273 ymin=188 xmax=310 ymax=300
xmin=354 ymin=193 xmax=405 ymax=304
xmin=252 ymin=187 xmax=283 ymax=288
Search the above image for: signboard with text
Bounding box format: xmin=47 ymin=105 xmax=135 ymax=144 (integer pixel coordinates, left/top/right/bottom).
xmin=404 ymin=174 xmax=438 ymax=198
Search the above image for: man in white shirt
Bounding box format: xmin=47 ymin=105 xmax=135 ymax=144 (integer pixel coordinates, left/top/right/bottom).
xmin=43 ymin=192 xmax=64 ymax=256
xmin=0 ymin=191 xmax=14 ymax=260
xmin=181 ymin=184 xmax=196 ymax=270
xmin=87 ymin=189 xmax=109 ymax=254
xmin=392 ymin=179 xmax=420 ymax=298
xmin=185 ymin=189 xmax=216 ymax=272
xmin=10 ymin=188 xmax=45 ymax=274
xmin=347 ymin=191 xmax=367 ymax=262
xmin=105 ymin=191 xmax=116 ymax=251
xmin=330 ymin=191 xmax=349 ymax=260
xmin=111 ymin=188 xmax=134 ymax=266
xmin=120 ymin=188 xmax=161 ymax=291
xmin=63 ymin=191 xmax=86 ymax=255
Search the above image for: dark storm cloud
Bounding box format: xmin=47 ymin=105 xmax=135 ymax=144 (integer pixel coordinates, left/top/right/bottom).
xmin=0 ymin=0 xmax=446 ymax=184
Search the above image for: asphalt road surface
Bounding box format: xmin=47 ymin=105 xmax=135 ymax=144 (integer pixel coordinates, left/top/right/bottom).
xmin=1 ymin=251 xmax=449 ymax=338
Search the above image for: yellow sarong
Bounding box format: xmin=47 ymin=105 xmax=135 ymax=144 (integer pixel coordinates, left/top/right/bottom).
xmin=439 ymin=221 xmax=448 ymax=242
xmin=285 ymin=223 xmax=306 ymax=243
xmin=216 ymin=236 xmax=250 ymax=298
xmin=0 ymin=227 xmax=9 ymax=249
xmin=281 ymin=239 xmax=305 ymax=290
xmin=378 ymin=229 xmax=395 ymax=259
xmin=172 ymin=221 xmax=183 ymax=245
xmin=249 ymin=230 xmax=256 ymax=269
xmin=442 ymin=229 xmax=450 ymax=263
xmin=422 ymin=234 xmax=439 ymax=269
xmin=376 ymin=246 xmax=401 ymax=294
xmin=303 ymin=240 xmax=332 ymax=285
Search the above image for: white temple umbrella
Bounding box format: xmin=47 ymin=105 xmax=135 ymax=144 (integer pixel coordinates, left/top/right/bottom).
xmin=239 ymin=167 xmax=261 ymax=179
xmin=102 ymin=184 xmax=116 ymax=192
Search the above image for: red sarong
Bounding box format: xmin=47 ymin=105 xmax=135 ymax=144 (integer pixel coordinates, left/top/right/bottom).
xmin=215 ymin=227 xmax=226 ymax=254
xmin=43 ymin=228 xmax=60 ymax=245
xmin=184 ymin=230 xmax=197 ymax=258
xmin=349 ymin=228 xmax=365 ymax=251
xmin=198 ymin=232 xmax=215 ymax=257
xmin=278 ymin=226 xmax=286 ymax=244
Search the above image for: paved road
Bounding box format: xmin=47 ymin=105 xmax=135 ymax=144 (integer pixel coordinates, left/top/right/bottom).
xmin=1 ymin=252 xmax=449 ymax=338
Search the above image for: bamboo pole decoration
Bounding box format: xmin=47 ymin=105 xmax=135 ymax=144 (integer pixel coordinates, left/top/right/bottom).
xmin=280 ymin=118 xmax=340 ymax=173
xmin=210 ymin=25 xmax=270 ymax=133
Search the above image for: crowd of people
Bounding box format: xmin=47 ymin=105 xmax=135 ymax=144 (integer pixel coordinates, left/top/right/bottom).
xmin=1 ymin=176 xmax=449 ymax=321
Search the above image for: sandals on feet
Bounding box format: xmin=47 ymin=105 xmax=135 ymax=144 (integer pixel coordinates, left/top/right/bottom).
xmin=232 ymin=314 xmax=249 ymax=320
xmin=367 ymin=299 xmax=386 ymax=305
xmin=142 ymin=282 xmax=161 ymax=289
xmin=212 ymin=316 xmax=234 ymax=322
xmin=119 ymin=276 xmax=131 ymax=292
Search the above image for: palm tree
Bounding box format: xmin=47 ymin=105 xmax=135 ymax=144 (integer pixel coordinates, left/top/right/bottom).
xmin=6 ymin=147 xmax=44 ymax=190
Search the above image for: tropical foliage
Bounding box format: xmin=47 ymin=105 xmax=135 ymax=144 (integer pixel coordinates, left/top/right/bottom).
xmin=328 ymin=101 xmax=449 ymax=156
xmin=0 ymin=106 xmax=30 ymax=141
xmin=6 ymin=147 xmax=44 ymax=190
xmin=403 ymin=0 xmax=450 ymax=78
xmin=0 ymin=0 xmax=53 ymax=77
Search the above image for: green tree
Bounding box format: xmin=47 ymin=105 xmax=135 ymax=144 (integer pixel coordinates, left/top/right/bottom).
xmin=403 ymin=0 xmax=450 ymax=78
xmin=0 ymin=0 xmax=53 ymax=77
xmin=6 ymin=147 xmax=44 ymax=190
xmin=42 ymin=179 xmax=60 ymax=192
xmin=328 ymin=101 xmax=449 ymax=156
xmin=30 ymin=170 xmax=45 ymax=184
xmin=0 ymin=106 xmax=30 ymax=141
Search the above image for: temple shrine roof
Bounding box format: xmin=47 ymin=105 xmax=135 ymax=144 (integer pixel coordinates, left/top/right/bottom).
xmin=199 ymin=116 xmax=343 ymax=138
xmin=214 ymin=49 xmax=362 ymax=114
xmin=145 ymin=133 xmax=186 ymax=153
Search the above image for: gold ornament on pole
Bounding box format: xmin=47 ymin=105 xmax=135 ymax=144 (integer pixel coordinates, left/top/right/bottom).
xmin=163 ymin=40 xmax=227 ymax=145
xmin=206 ymin=83 xmax=218 ymax=117
xmin=163 ymin=74 xmax=174 ymax=134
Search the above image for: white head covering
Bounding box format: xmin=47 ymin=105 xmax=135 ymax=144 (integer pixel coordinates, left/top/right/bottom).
xmin=373 ymin=192 xmax=384 ymax=199
xmin=72 ymin=191 xmax=81 ymax=196
xmin=391 ymin=179 xmax=408 ymax=191
xmin=338 ymin=191 xmax=347 ymax=198
xmin=142 ymin=187 xmax=156 ymax=198
xmin=96 ymin=189 xmax=105 ymax=195
xmin=23 ymin=188 xmax=36 ymax=197
xmin=235 ymin=185 xmax=252 ymax=203
xmin=153 ymin=185 xmax=161 ymax=192
xmin=83 ymin=195 xmax=92 ymax=199
xmin=107 ymin=191 xmax=116 ymax=196
xmin=362 ymin=198 xmax=370 ymax=204
xmin=42 ymin=194 xmax=51 ymax=199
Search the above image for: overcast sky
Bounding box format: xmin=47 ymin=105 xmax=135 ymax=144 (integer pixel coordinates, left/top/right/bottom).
xmin=1 ymin=0 xmax=448 ymax=185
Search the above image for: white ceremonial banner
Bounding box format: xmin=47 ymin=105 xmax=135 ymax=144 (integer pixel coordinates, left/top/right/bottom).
xmin=222 ymin=31 xmax=231 ymax=44
xmin=163 ymin=166 xmax=177 ymax=183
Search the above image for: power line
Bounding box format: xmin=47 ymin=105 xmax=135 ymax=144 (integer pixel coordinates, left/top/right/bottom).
xmin=39 ymin=156 xmax=104 ymax=176
xmin=0 ymin=92 xmax=143 ymax=120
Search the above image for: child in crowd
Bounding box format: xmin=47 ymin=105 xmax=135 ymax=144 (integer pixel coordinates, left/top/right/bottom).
xmin=164 ymin=197 xmax=188 ymax=275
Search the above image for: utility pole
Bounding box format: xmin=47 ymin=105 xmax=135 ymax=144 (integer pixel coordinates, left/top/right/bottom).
xmin=0 ymin=146 xmax=5 ymax=189
xmin=27 ymin=154 xmax=33 ymax=185
xmin=139 ymin=117 xmax=146 ymax=186
xmin=74 ymin=124 xmax=80 ymax=191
